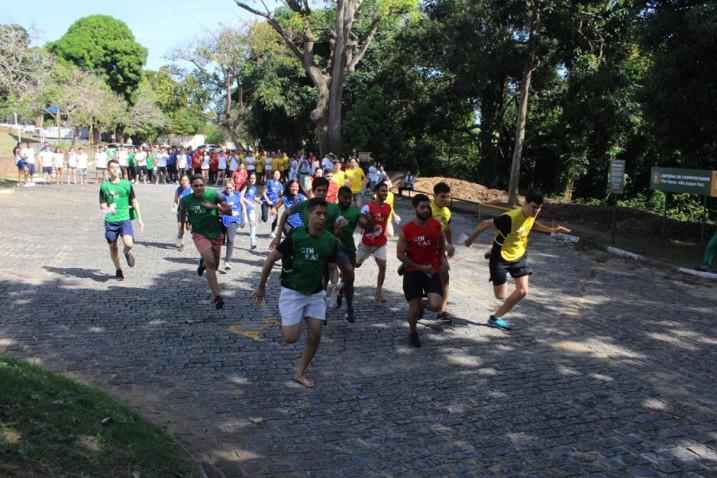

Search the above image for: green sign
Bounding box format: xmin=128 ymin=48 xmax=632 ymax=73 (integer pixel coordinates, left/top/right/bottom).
xmin=650 ymin=167 xmax=715 ymax=195
xmin=608 ymin=160 xmax=625 ymax=194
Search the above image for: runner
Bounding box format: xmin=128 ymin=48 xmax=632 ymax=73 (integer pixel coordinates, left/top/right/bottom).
xmin=99 ymin=159 xmax=144 ymax=280
xmin=221 ymin=178 xmax=243 ymax=270
xmin=239 ymin=172 xmax=259 ymax=250
xmin=463 ymin=191 xmax=571 ymax=329
xmin=178 ymin=174 xmax=230 ymax=309
xmin=252 ymin=197 xmax=339 ymax=388
xmin=397 ymin=194 xmax=446 ymax=347
xmin=173 ymin=175 xmax=192 ymax=248
xmin=261 ymin=170 xmax=284 ymax=237
xmin=334 ymin=186 xmax=366 ymax=323
xmin=275 ymin=180 xmax=306 ymax=237
xmin=430 ymin=182 xmax=455 ymax=322
xmin=356 ymin=182 xmax=392 ymax=302
xmin=345 ymin=158 xmax=367 ymax=207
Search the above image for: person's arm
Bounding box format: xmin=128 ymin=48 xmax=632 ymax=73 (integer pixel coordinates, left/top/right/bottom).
xmin=129 ymin=187 xmax=145 ymax=231
xmin=252 ymin=249 xmax=283 ymax=303
xmin=444 ymin=222 xmax=455 ymax=258
xmin=179 ymin=201 xmax=187 ymax=237
xmin=172 ymin=189 xmax=180 ymax=210
xmin=268 ymin=202 xmax=302 ymax=248
xmin=98 ymin=189 xmax=115 ymax=214
xmin=396 ymin=229 xmax=432 ymax=273
xmin=533 ymin=221 xmax=571 ymax=234
xmin=438 ymin=230 xmax=448 ymax=269
xmin=463 ymin=218 xmax=496 ymax=247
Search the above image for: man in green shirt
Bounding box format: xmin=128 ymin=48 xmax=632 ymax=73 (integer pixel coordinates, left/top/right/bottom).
xmin=253 ymin=197 xmax=339 ymax=388
xmin=99 ymin=159 xmax=144 ymax=280
xmin=334 ymin=185 xmax=367 ymax=323
xmin=179 ymin=174 xmax=230 ymax=309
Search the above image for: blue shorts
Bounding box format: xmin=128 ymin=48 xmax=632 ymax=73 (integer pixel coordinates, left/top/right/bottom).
xmin=42 ymin=166 xmax=53 ymax=174
xmin=104 ymin=220 xmax=134 ymax=244
xmin=27 ymin=164 xmax=35 ymax=175
xmin=16 ymin=160 xmax=26 ymax=170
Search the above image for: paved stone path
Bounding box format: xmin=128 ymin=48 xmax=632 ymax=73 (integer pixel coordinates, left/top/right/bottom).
xmin=0 ymin=181 xmax=716 ymax=477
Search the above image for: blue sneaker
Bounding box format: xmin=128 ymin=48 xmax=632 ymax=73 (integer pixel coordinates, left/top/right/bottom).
xmin=488 ymin=315 xmax=512 ymax=330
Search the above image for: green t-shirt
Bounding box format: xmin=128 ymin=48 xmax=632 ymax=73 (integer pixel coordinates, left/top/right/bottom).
xmin=181 ymin=188 xmax=224 ymax=239
xmin=299 ymin=201 xmax=340 ymax=234
xmin=100 ymin=180 xmax=133 ymax=223
xmin=336 ymin=204 xmax=361 ymax=252
xmin=146 ymin=154 xmax=154 ymax=169
xmin=278 ymin=227 xmax=338 ymax=295
xmin=128 ymin=152 xmax=136 ymax=167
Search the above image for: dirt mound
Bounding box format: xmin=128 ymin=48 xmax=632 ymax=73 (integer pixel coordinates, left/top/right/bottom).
xmin=411 ymin=177 xmax=517 ymax=204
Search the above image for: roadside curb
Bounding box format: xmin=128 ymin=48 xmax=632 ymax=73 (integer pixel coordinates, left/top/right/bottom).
xmin=550 ymin=232 xmax=717 ymax=282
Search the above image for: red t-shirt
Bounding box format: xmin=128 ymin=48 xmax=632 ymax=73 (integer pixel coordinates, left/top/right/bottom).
xmin=192 ymin=152 xmax=202 ymax=168
xmin=210 ymin=154 xmax=219 ymax=172
xmin=233 ymin=169 xmax=247 ymax=190
xmin=401 ymin=218 xmax=443 ymax=273
xmin=361 ymin=201 xmax=392 ymax=247
xmin=326 ymin=181 xmax=339 ymax=204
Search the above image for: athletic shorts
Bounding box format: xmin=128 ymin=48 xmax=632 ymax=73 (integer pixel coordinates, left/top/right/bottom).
xmin=96 ymin=167 xmax=106 ymax=171
xmin=42 ymin=166 xmax=53 ymax=174
xmin=158 ymin=167 xmax=167 ymax=174
xmin=104 ymin=220 xmax=134 ymax=244
xmin=489 ymin=253 xmax=532 ymax=286
xmin=192 ymin=232 xmax=224 ymax=257
xmin=336 ymin=248 xmax=356 ymax=268
xmin=26 ymin=164 xmax=35 ymax=175
xmin=279 ymin=287 xmax=326 ymax=326
xmin=356 ymin=242 xmax=387 ymax=264
xmin=16 ymin=160 xmax=26 ymax=171
xmin=79 ymin=168 xmax=87 ymax=176
xmin=403 ymin=270 xmax=443 ymax=302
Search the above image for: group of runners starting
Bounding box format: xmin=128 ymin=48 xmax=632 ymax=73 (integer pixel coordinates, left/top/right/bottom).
xmin=97 ymin=157 xmax=570 ymax=388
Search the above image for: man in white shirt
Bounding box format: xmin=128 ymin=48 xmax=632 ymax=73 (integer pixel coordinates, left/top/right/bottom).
xmin=156 ymin=147 xmax=168 ymax=184
xmin=77 ymin=147 xmax=89 ymax=185
xmin=21 ymin=143 xmax=37 ymax=185
xmin=95 ymin=146 xmax=108 ymax=183
xmin=321 ymin=154 xmax=333 ymax=173
xmin=118 ymin=146 xmax=129 ymax=179
xmin=368 ymin=163 xmax=378 ymax=189
xmin=245 ymin=150 xmax=256 ymax=174
xmin=39 ymin=144 xmax=54 ymax=183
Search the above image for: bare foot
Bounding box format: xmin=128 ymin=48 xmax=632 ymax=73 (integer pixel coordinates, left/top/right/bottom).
xmin=293 ymin=374 xmax=314 ymax=388
xmin=374 ymin=295 xmax=387 ymax=303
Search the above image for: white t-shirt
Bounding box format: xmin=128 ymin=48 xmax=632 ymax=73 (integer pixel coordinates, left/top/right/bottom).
xmin=245 ymin=155 xmax=256 ymax=171
xmin=219 ymin=154 xmax=227 ymax=170
xmin=368 ymin=165 xmax=378 ymax=182
xmin=321 ymin=157 xmax=333 ymax=172
xmin=201 ymin=155 xmax=210 ymax=169
xmin=68 ymin=153 xmax=78 ymax=168
xmin=118 ymin=150 xmax=128 ymax=167
xmin=265 ymin=156 xmax=273 ymax=171
xmin=77 ymin=153 xmax=88 ymax=169
xmin=156 ymin=153 xmax=167 ymax=168
xmin=229 ymin=155 xmax=239 ymax=171
xmin=53 ymin=152 xmax=64 ymax=168
xmin=95 ymin=151 xmax=108 ymax=168
xmin=135 ymin=151 xmax=147 ymax=166
xmin=177 ymin=153 xmax=187 ymax=169
xmin=39 ymin=150 xmax=54 ymax=168
xmin=22 ymin=147 xmax=35 ymax=166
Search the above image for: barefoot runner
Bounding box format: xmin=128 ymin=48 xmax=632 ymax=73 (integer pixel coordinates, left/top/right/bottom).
xmin=252 ymin=197 xmax=339 ymax=388
xmin=397 ymin=194 xmax=446 ymax=347
xmin=99 ymin=159 xmax=144 ymax=280
xmin=463 ymin=191 xmax=571 ymax=330
xmin=179 ymin=174 xmax=231 ymax=309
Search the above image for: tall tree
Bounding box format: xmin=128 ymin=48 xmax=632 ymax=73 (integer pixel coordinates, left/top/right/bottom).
xmin=233 ymin=0 xmax=417 ymax=155
xmin=48 ymin=15 xmax=147 ymax=103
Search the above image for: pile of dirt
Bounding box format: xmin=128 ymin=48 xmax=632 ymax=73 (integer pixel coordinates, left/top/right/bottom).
xmin=410 ymin=176 xmax=519 ymax=204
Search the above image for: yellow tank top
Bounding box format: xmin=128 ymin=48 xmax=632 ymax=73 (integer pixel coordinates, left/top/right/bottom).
xmin=492 ymin=207 xmax=536 ymax=261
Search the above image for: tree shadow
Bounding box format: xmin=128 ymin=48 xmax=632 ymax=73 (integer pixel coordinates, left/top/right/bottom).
xmin=42 ymin=266 xmax=111 ymax=283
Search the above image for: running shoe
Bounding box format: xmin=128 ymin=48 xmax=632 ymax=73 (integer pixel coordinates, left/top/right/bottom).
xmin=397 ymin=264 xmax=405 ymax=276
xmin=251 ymin=243 xmax=257 ymax=250
xmin=487 ymin=315 xmax=512 ymax=330
xmin=115 ymin=269 xmax=124 ymax=281
xmin=124 ymin=251 xmax=136 ymax=268
xmin=344 ymin=308 xmax=355 ymax=324
xmin=225 ymin=262 xmax=232 ymax=271
xmin=436 ymin=311 xmax=453 ymax=324
xmin=484 ymin=251 xmax=492 ymax=260
xmin=197 ymin=258 xmax=206 ymax=276
xmin=214 ymin=295 xmax=224 ymax=310
xmin=409 ymin=332 xmax=422 ymax=348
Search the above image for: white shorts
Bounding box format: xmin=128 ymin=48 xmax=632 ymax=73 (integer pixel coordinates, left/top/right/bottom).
xmin=279 ymin=287 xmax=327 ymax=326
xmin=356 ymin=242 xmax=387 ymax=264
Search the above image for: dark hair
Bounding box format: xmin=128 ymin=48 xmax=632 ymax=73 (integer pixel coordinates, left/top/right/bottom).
xmin=374 ymin=181 xmax=388 ymax=192
xmin=412 ymin=193 xmax=430 ymax=207
xmin=433 ymin=182 xmax=450 ymax=195
xmin=107 ymin=159 xmax=119 ymax=168
xmin=307 ymin=197 xmax=327 ymax=212
xmin=190 ymin=174 xmax=205 ymax=184
xmin=312 ymin=176 xmax=329 ymax=190
xmin=338 ymin=185 xmax=352 ymax=197
xmin=525 ymin=191 xmax=544 ymax=205
xmin=284 ymin=180 xmax=300 ymax=196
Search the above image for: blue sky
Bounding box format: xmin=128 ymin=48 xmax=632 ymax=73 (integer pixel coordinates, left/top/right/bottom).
xmin=1 ymin=0 xmax=256 ymax=69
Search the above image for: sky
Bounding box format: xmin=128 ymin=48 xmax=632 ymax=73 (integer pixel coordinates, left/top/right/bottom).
xmin=0 ymin=0 xmax=258 ymax=69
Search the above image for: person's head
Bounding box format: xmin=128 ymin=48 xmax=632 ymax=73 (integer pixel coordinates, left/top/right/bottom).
xmin=406 ymin=170 xmax=412 ymax=176
xmin=522 ymin=191 xmax=544 ymax=217
xmin=272 ymin=170 xmax=281 ymax=181
xmin=412 ymin=193 xmax=431 ymax=221
xmin=333 ymin=159 xmax=342 ymax=172
xmin=349 ymin=158 xmax=358 ymax=168
xmin=313 ymin=167 xmax=323 ymax=178
xmin=312 ymin=176 xmax=329 ymax=198
xmin=55 ymin=146 xmax=61 ymax=153
xmin=338 ymin=186 xmax=353 ymax=208
xmin=306 ymin=197 xmax=327 ymax=231
xmin=179 ymin=175 xmax=189 ymax=188
xmin=433 ymin=182 xmax=451 ymax=207
xmin=374 ymin=181 xmax=388 ymax=202
xmin=324 ymin=170 xmax=333 ymax=182
xmin=286 ymin=179 xmax=299 ymax=196
xmin=239 ymin=163 xmax=246 ymax=171
xmin=248 ymin=172 xmax=256 ymax=184
xmin=225 ymin=178 xmax=235 ymax=194
xmin=79 ymin=147 xmax=84 ymax=153
xmin=25 ymin=142 xmax=31 ymax=148
xmin=108 ymin=159 xmax=120 ymax=179
xmin=190 ymin=174 xmax=206 ymax=196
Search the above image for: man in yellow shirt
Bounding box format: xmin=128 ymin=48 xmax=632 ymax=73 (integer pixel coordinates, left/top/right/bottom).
xmin=345 ymin=158 xmax=367 ymax=207
xmin=331 ymin=158 xmax=348 ymax=189
xmin=430 ymin=182 xmax=454 ymax=322
xmin=463 ymin=191 xmax=570 ymax=330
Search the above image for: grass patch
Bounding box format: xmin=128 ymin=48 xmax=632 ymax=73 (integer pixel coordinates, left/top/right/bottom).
xmin=0 ymin=355 xmax=194 ymax=477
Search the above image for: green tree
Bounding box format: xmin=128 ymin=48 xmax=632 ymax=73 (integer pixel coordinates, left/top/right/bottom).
xmin=48 ymin=15 xmax=147 ymax=103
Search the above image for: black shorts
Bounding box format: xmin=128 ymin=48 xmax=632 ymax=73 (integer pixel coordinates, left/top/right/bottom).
xmin=403 ymin=270 xmax=443 ymax=302
xmin=336 ymin=248 xmax=356 ymax=268
xmin=489 ymin=253 xmax=532 ymax=286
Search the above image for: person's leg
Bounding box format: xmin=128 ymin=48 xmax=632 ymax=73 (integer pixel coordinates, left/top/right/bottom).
xmin=109 ymin=241 xmax=121 ymax=270
xmin=295 ymin=317 xmax=323 ymax=388
xmin=249 ymin=210 xmax=257 ymax=247
xmin=374 ymin=258 xmax=386 ymax=301
xmin=340 ymin=262 xmax=355 ymax=309
xmin=271 ymin=210 xmax=279 ymax=233
xmin=407 ymin=298 xmax=422 ymax=334
xmin=261 ymin=203 xmax=269 ymax=223
xmin=201 ymin=248 xmax=220 ymax=297
xmin=438 ymin=264 xmax=450 ymax=315
xmin=225 ymin=223 xmax=237 ymax=264
xmin=495 ymin=275 xmax=529 ymax=318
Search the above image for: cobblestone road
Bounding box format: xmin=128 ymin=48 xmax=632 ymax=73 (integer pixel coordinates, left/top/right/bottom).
xmin=0 ymin=181 xmax=716 ymax=477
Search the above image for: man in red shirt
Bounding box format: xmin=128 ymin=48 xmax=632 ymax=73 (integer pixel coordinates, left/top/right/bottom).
xmin=356 ymin=182 xmax=392 ymax=302
xmin=396 ymin=194 xmax=446 ymax=348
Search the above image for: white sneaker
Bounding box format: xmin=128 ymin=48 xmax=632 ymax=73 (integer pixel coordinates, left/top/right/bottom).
xmin=225 ymin=262 xmax=232 ymax=271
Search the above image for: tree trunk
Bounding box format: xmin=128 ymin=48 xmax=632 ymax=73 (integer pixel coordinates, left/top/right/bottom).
xmin=507 ymin=2 xmax=540 ymax=206
xmin=310 ymin=78 xmax=330 ymax=156
xmin=327 ymin=0 xmax=351 ymax=156
xmin=563 ymin=175 xmax=574 ymax=201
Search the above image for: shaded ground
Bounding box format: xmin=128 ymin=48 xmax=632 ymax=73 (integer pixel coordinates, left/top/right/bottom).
xmin=0 ymin=179 xmax=716 ymax=477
